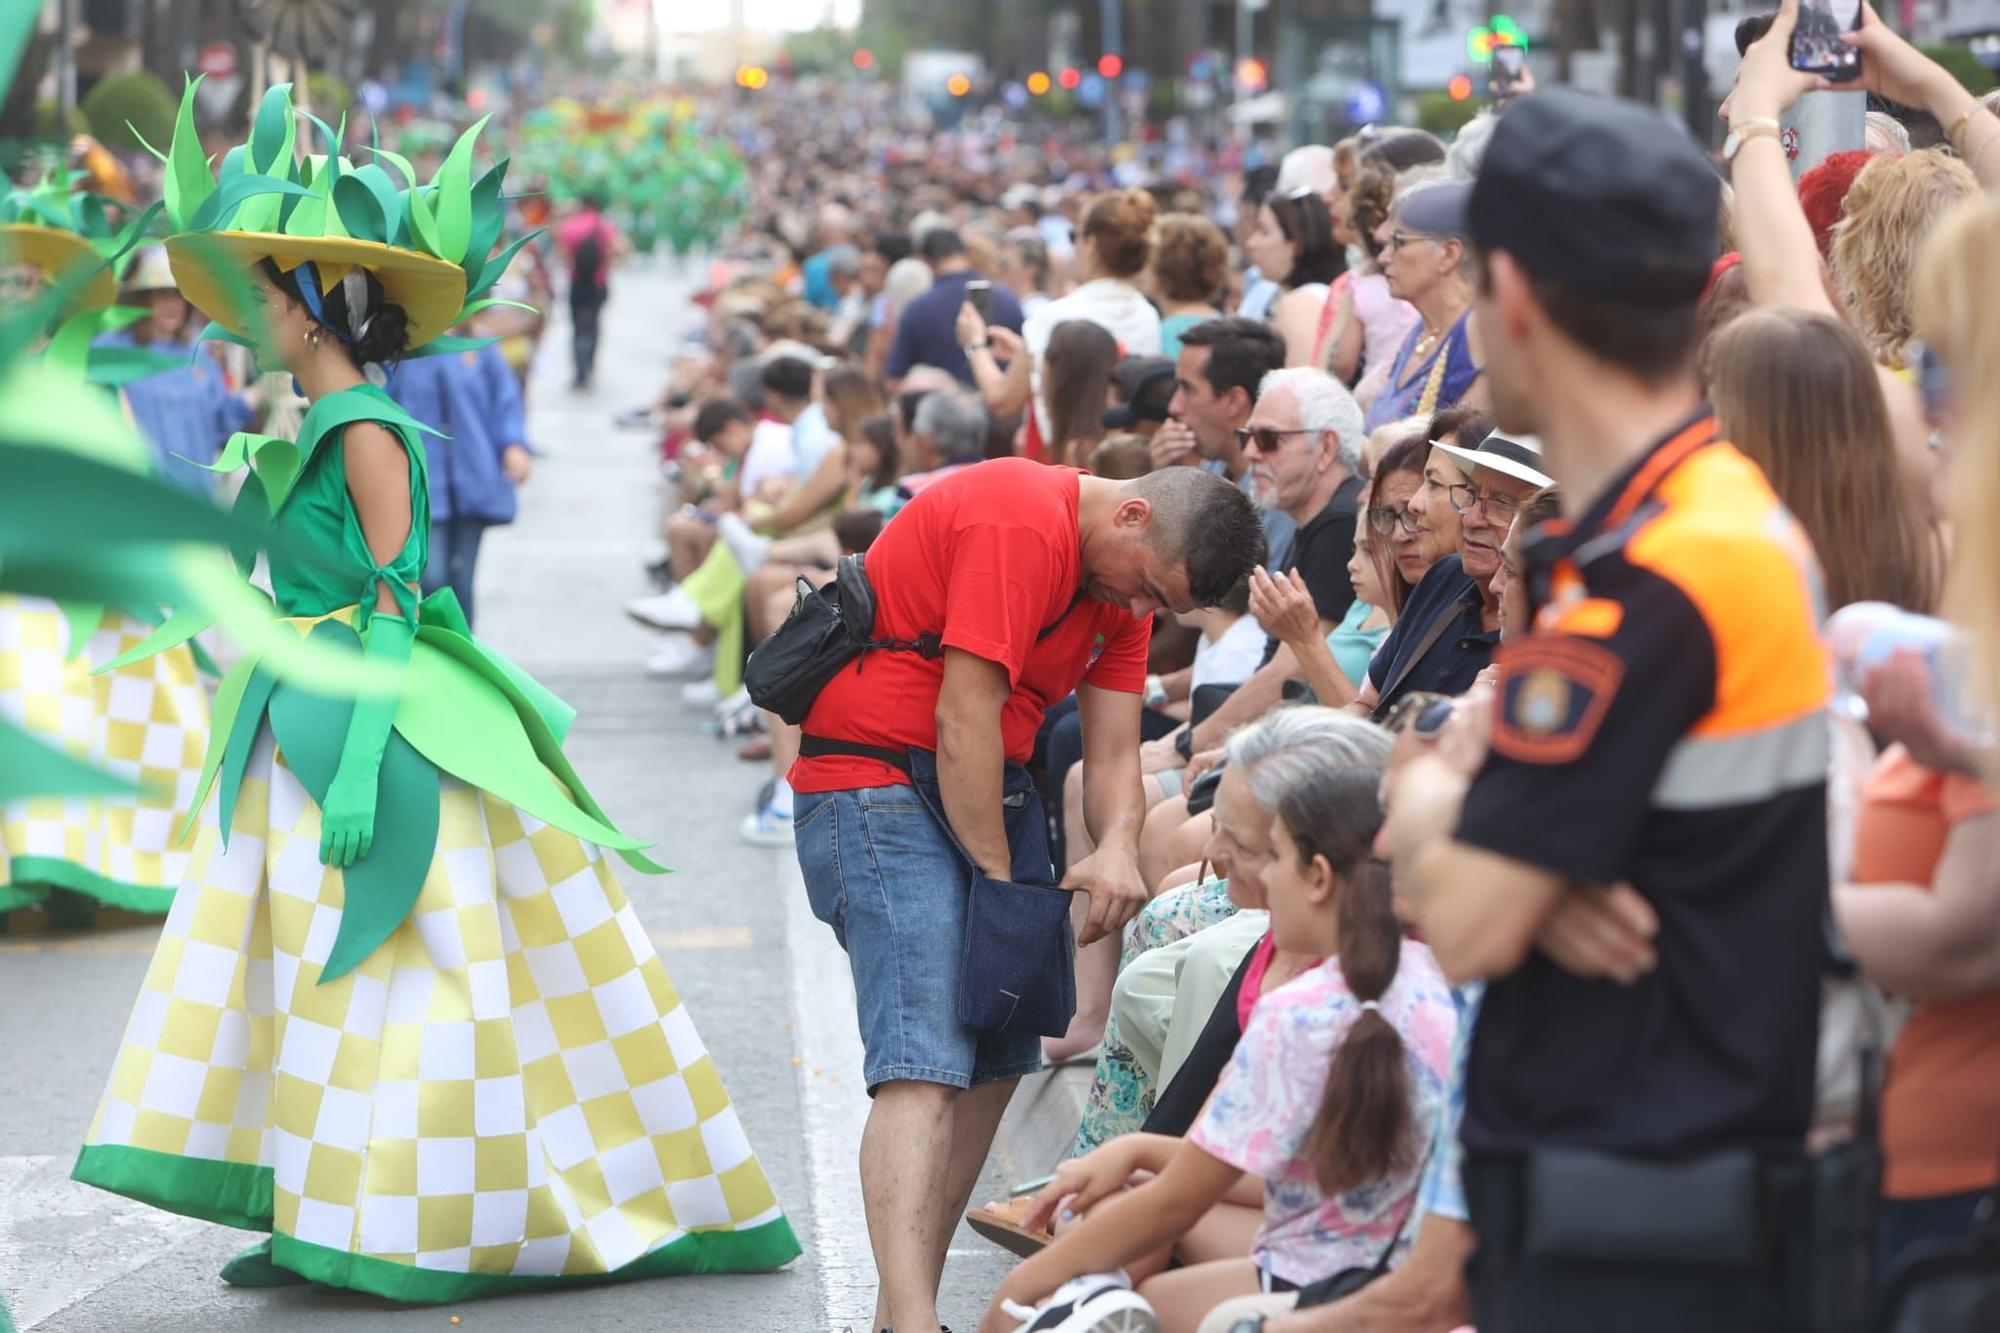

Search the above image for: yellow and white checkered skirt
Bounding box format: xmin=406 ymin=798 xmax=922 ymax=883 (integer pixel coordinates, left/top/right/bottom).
xmin=0 ymin=594 xmax=209 ymax=915
xmin=72 ymin=732 xmax=800 ymax=1301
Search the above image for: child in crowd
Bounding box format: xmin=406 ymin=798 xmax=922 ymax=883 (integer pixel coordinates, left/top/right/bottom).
xmin=982 ymin=709 xmax=1456 ymax=1333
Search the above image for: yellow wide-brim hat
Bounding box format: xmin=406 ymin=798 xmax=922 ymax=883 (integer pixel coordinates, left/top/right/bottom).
xmin=164 ymin=232 xmax=468 ymax=351
xmin=0 ymin=223 xmax=119 ymax=313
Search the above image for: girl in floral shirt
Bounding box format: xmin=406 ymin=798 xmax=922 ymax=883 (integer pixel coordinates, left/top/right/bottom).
xmin=978 ymin=708 xmax=1457 ymax=1333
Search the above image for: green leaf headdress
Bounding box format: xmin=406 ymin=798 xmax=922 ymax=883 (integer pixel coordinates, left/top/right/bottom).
xmin=0 ymin=167 xmax=158 ymax=317
xmin=157 ymin=77 xmax=535 ymax=354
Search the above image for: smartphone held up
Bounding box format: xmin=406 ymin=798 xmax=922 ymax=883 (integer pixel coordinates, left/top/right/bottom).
xmin=1489 ymin=45 xmax=1527 ymax=101
xmin=1790 ymin=0 xmax=1863 ymax=81
xmin=966 ymin=279 xmax=994 ymax=323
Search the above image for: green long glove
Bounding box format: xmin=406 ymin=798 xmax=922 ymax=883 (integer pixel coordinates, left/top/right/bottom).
xmin=319 ymin=611 xmax=416 ymax=867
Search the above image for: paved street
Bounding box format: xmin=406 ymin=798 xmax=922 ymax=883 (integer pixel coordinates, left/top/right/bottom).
xmin=0 ymin=259 xmax=1020 ymax=1331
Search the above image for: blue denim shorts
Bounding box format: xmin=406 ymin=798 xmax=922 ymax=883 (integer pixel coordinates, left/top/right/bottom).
xmin=793 ymin=783 xmax=1045 ymax=1093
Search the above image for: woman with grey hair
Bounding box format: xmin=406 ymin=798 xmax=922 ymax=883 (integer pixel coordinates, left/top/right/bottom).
xmin=977 ymin=704 xmax=1454 ymax=1331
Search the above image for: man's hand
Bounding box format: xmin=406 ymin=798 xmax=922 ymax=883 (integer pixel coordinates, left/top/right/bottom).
xmin=1148 ymin=418 xmax=1198 ymax=470
xmin=1434 ymin=682 xmax=1494 ymax=780
xmin=501 ymin=444 xmax=533 ymax=485
xmin=1139 ymin=734 xmax=1185 ymax=775
xmin=1064 ymin=843 xmax=1149 ymax=945
xmin=1247 ymin=565 xmax=1320 ymax=648
xmin=1535 ymin=883 xmax=1659 ymax=983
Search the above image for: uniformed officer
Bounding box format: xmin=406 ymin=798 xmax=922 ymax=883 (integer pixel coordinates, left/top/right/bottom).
xmin=1386 ymin=89 xmax=1831 ymax=1331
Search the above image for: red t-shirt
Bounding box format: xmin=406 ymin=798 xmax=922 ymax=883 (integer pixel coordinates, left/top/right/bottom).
xmin=790 ymin=458 xmax=1151 ymax=793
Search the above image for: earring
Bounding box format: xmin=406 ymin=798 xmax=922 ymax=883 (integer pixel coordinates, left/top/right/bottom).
xmin=306 ymin=325 xmax=322 ymax=350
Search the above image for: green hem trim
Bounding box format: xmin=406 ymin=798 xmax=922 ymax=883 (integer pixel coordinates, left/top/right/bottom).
xmin=270 ymin=1216 xmax=802 ymax=1303
xmin=72 ymin=1144 xmax=801 ymax=1302
xmin=10 ymin=856 xmax=177 ymax=913
xmin=0 ymin=882 xmax=42 ymax=913
xmin=72 ymin=1143 xmax=274 ymax=1231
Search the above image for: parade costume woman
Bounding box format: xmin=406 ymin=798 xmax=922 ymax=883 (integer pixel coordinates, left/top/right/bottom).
xmin=1 ymin=175 xmax=212 ymax=921
xmin=73 ymin=84 xmax=800 ymax=1298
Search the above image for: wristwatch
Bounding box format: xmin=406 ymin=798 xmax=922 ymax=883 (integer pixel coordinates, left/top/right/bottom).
xmin=1144 ymin=674 xmax=1169 ymax=710
xmin=1723 ymin=116 xmax=1782 ymax=163
xmin=961 ymin=339 xmax=990 ymax=352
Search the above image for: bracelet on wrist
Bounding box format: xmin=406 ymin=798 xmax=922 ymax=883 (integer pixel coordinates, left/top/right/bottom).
xmin=1945 ymin=102 xmax=1981 ymax=154
xmin=962 ymin=340 xmax=989 ymax=352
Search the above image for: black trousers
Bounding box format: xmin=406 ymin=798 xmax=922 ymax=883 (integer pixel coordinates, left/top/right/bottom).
xmin=1463 ymin=1153 xmax=1788 ymax=1333
xmin=570 ymin=288 xmax=605 ymax=385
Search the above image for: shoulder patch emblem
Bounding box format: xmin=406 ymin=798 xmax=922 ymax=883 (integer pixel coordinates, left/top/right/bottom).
xmin=1492 ymin=635 xmax=1625 ymax=764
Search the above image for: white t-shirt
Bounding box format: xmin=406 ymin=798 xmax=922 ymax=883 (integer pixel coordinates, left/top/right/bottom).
xmin=1192 ymin=614 xmax=1269 ymax=692
xmin=738 ymin=418 xmax=796 ymax=499
xmin=788 ymin=402 xmax=840 ymax=482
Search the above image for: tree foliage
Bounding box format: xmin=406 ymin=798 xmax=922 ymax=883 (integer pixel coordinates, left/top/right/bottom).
xmin=80 ymin=71 xmax=176 ymax=153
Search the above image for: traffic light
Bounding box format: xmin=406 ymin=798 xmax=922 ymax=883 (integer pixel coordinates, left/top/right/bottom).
xmin=1235 ymin=57 xmax=1268 ymax=92
xmin=735 ymin=65 xmax=769 ymax=90
xmin=1027 ymin=70 xmax=1052 ymax=95
xmin=1058 ymin=66 xmax=1082 ymax=90
xmin=852 ymin=48 xmax=874 ymax=71
xmin=946 ymin=73 xmax=972 ymax=97
xmin=1447 ymin=74 xmax=1473 ymax=100
xmin=1097 ymin=53 xmax=1123 ymax=79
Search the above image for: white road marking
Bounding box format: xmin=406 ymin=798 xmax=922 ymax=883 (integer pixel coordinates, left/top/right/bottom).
xmin=776 ymin=848 xmax=878 ymax=1330
xmin=0 ymin=1155 xmax=206 ymax=1329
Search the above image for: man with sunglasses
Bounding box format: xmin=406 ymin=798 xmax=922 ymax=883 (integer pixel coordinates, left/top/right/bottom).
xmin=1138 ymin=367 xmax=1367 ymax=776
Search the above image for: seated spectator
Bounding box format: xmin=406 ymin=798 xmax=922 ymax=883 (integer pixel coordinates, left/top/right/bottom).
xmin=995 ymin=225 xmax=1053 ymax=320
xmin=1090 ymin=433 xmax=1156 ymax=480
xmin=737 ymin=353 xmax=818 ymax=505
xmin=1362 ymin=177 xmax=1487 ymax=432
xmin=886 ymin=226 xmax=1024 ymax=389
xmin=1347 ymin=419 xmax=1547 ymax=722
xmin=1244 ymin=190 xmax=1344 ymax=367
xmin=1150 ymin=214 xmax=1231 ymax=357
xmin=1161 ymin=317 xmax=1297 ymax=564
xmin=897 ymin=385 xmax=990 ymax=497
xmin=1104 ymin=356 xmax=1178 ymax=440
xmin=982 ymin=707 xmax=1454 ymax=1333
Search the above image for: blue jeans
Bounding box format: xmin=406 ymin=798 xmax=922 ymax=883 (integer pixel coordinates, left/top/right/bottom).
xmin=793 ymin=764 xmax=1048 ymax=1093
xmin=423 ymin=517 xmax=488 ymax=628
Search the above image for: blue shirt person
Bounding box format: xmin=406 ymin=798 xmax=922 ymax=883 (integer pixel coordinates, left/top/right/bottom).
xmin=388 ymin=340 xmax=533 ymax=627
xmin=100 ymin=330 xmax=256 ymax=493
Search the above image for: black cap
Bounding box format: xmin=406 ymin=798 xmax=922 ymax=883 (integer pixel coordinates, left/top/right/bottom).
xmin=1103 ymin=358 xmax=1177 ymax=430
xmin=1402 ymin=88 xmax=1719 ymax=302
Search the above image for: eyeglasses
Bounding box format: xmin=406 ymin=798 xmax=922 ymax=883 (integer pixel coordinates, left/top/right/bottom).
xmin=1915 ymin=340 xmax=1954 ymax=425
xmin=1366 ymin=504 xmax=1418 ymax=536
xmin=1387 ymin=232 xmax=1434 ymax=252
xmin=1234 ymin=426 xmax=1315 ymax=453
xmin=1447 ymin=482 xmax=1521 ymax=522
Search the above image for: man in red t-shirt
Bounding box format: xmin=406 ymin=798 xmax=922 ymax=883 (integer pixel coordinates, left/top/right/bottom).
xmin=788 ymin=440 xmax=1262 ymax=1333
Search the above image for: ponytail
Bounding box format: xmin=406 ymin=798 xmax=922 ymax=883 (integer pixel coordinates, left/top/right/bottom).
xmin=1227 ymin=707 xmax=1407 ymax=1195
xmin=1264 ymin=767 xmax=1412 ymax=1197
xmin=1304 ymin=856 xmax=1414 ymax=1195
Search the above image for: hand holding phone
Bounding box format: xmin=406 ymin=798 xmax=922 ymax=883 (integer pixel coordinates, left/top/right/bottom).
xmin=966 ymin=279 xmax=994 ymax=323
xmin=1789 ymin=0 xmax=1863 ymax=81
xmin=1489 ymin=45 xmax=1527 ymax=101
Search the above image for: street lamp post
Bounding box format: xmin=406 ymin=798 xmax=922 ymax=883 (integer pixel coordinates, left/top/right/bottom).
xmin=1101 ymin=0 xmax=1122 ymax=146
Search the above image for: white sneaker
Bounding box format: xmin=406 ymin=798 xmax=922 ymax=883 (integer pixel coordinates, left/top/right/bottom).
xmin=739 ymin=803 xmax=795 ymax=848
xmin=680 ymin=678 xmax=721 ymax=708
xmin=626 ymin=587 xmax=703 ymax=632
xmin=717 ymin=512 xmax=773 ymax=574
xmin=1002 ymin=1272 xmax=1157 ymax=1333
xmin=642 ymin=634 xmax=715 ymax=678
xmin=712 ymin=685 xmax=753 ymax=717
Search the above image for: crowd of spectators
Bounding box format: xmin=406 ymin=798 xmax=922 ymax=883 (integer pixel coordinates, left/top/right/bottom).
xmin=595 ymin=5 xmax=2000 ymax=1329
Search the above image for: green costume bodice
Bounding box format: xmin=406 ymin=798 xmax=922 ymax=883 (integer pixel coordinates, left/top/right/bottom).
xmin=125 ymin=384 xmax=664 ymax=980
xmin=264 ymin=383 xmax=429 ymax=623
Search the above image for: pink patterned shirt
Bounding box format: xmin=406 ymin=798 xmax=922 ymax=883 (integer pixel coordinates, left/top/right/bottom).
xmin=1189 ymin=942 xmax=1457 ymax=1285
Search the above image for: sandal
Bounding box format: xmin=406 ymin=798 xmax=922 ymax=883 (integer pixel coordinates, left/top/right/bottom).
xmin=965 ymin=1196 xmax=1053 ymax=1259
